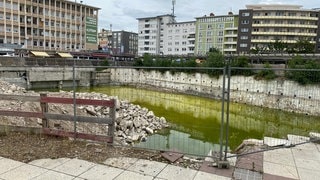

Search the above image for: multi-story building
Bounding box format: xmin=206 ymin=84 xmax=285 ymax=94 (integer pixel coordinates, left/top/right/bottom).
xmin=137 ymin=14 xmax=176 ymax=56
xmin=195 ymin=13 xmax=239 ymax=55
xmin=98 ymin=28 xmax=112 ymax=52
xmin=164 ymin=21 xmax=195 ymax=55
xmin=237 ymin=4 xmax=320 ymax=54
xmin=110 ymin=30 xmax=138 ymax=56
xmin=0 ymin=0 xmax=99 ymax=52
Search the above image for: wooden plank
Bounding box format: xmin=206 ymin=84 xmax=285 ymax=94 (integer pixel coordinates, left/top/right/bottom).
xmin=0 ymin=94 xmax=40 ymax=102
xmin=44 ymin=113 xmax=114 ymax=124
xmin=42 ymin=128 xmax=113 ymax=143
xmin=0 ymin=110 xmax=43 ymax=118
xmin=40 ymin=97 xmax=115 ymax=107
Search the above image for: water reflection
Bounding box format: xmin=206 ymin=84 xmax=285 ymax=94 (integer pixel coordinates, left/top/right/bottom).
xmin=83 ymin=86 xmax=320 ymax=151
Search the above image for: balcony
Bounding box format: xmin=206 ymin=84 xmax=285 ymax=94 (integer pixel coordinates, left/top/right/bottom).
xmin=252 ymin=24 xmax=318 ymax=29
xmin=253 ymin=15 xmax=318 ymax=21
xmin=224 ymin=33 xmax=238 ymax=37
xmin=251 ymin=31 xmax=317 ymax=37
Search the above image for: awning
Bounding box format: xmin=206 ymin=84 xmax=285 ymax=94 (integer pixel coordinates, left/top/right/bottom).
xmin=30 ymin=51 xmax=50 ymax=57
xmin=58 ymin=52 xmax=73 ymax=58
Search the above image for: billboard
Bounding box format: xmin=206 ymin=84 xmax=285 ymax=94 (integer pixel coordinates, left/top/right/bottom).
xmin=86 ymin=17 xmax=98 ymax=44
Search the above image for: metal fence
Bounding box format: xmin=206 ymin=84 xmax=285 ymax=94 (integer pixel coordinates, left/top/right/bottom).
xmin=87 ymin=65 xmax=320 ymax=166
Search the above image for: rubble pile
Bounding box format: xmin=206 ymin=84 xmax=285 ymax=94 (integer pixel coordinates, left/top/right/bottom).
xmin=0 ymin=81 xmax=169 ymax=145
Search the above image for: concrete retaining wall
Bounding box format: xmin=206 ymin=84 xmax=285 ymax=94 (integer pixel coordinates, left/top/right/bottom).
xmin=109 ymin=68 xmax=320 ymax=116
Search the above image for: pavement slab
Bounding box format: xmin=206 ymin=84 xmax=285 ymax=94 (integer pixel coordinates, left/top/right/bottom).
xmin=32 ymin=170 xmax=76 ymax=180
xmin=51 ymin=158 xmax=96 ymax=176
xmin=104 ymin=157 xmax=138 ymax=169
xmin=0 ymin=158 xmax=24 ymax=174
xmin=235 ymin=152 xmax=263 ymax=172
xmin=233 ymin=168 xmax=262 ymax=180
xmin=127 ymin=159 xmax=167 ymax=176
xmin=0 ymin=164 xmax=47 ymax=180
xmin=263 ymin=161 xmax=299 ymax=179
xmin=287 ymin=134 xmax=310 ymax=144
xmin=199 ymin=161 xmax=234 ymax=178
xmin=297 ymin=167 xmax=320 ymax=180
xmin=263 ymin=173 xmax=298 ymax=180
xmin=114 ymin=170 xmax=154 ymax=180
xmin=79 ymin=164 xmax=124 ymax=180
xmin=157 ymin=164 xmax=198 ymax=180
xmin=264 ymin=137 xmax=288 ymax=147
xmin=194 ymin=171 xmax=230 ymax=180
xmin=28 ymin=158 xmax=71 ymax=169
xmin=264 ymin=149 xmax=295 ymax=167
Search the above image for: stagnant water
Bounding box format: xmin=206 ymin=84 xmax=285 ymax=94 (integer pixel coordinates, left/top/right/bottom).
xmin=75 ymin=86 xmax=320 ymax=156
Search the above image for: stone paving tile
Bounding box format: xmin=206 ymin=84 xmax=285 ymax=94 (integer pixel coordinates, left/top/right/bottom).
xmin=297 ymin=167 xmax=320 ymax=180
xmin=114 ymin=170 xmax=154 ymax=180
xmin=264 ymin=149 xmax=295 ymax=167
xmin=79 ymin=164 xmax=124 ymax=180
xmin=194 ymin=171 xmax=231 ymax=180
xmin=294 ymin=158 xmax=320 ymax=171
xmin=0 ymin=158 xmax=24 ymax=174
xmin=235 ymin=153 xmax=263 ymax=172
xmin=263 ymin=173 xmax=298 ymax=180
xmin=127 ymin=159 xmax=167 ymax=176
xmin=199 ymin=161 xmax=234 ymax=178
xmin=0 ymin=164 xmax=47 ymax=180
xmin=233 ymin=168 xmax=262 ymax=180
xmin=161 ymin=152 xmax=183 ymax=163
xmin=157 ymin=164 xmax=198 ymax=180
xmin=28 ymin=158 xmax=71 ymax=169
xmin=51 ymin=158 xmax=96 ymax=177
xmin=32 ymin=170 xmax=76 ymax=180
xmin=264 ymin=137 xmax=288 ymax=147
xmin=291 ymin=146 xmax=320 ymax=161
xmin=263 ymin=161 xmax=299 ymax=179
xmin=103 ymin=157 xmax=138 ymax=169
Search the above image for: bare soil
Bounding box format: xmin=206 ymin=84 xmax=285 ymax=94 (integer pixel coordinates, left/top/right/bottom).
xmin=0 ymin=131 xmax=167 ymax=164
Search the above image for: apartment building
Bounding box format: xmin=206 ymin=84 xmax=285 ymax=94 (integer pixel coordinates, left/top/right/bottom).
xmin=110 ymin=30 xmax=138 ymax=56
xmin=137 ymin=14 xmax=176 ymax=56
xmin=237 ymin=4 xmax=320 ymax=53
xmin=164 ymin=21 xmax=195 ymax=55
xmin=98 ymin=28 xmax=112 ymax=52
xmin=0 ymin=0 xmax=99 ymax=52
xmin=195 ymin=13 xmax=239 ymax=55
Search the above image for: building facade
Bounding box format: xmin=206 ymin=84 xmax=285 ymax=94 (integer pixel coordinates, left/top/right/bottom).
xmin=110 ymin=30 xmax=138 ymax=56
xmin=0 ymin=0 xmax=99 ymax=52
xmin=237 ymin=4 xmax=320 ymax=54
xmin=195 ymin=13 xmax=239 ymax=55
xmin=137 ymin=14 xmax=176 ymax=56
xmin=98 ymin=28 xmax=112 ymax=52
xmin=164 ymin=21 xmax=195 ymax=55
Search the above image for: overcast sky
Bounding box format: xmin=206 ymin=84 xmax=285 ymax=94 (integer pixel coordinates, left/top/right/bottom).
xmin=84 ymin=0 xmax=320 ymax=33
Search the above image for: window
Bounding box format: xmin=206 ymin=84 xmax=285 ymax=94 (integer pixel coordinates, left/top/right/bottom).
xmin=241 ymin=28 xmax=249 ymax=32
xmin=240 ymin=36 xmax=248 ymax=40
xmin=240 ymin=43 xmax=248 ymax=47
xmin=242 ymin=12 xmax=250 ymax=16
xmin=242 ymin=20 xmax=249 ymax=24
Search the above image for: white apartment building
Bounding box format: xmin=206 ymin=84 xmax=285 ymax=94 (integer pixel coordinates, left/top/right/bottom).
xmin=164 ymin=21 xmax=195 ymax=55
xmin=137 ymin=14 xmax=175 ymax=56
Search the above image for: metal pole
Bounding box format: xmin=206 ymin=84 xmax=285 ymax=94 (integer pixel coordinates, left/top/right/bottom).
xmin=73 ymin=60 xmax=77 ymax=139
xmin=224 ymin=65 xmax=231 ymax=161
xmin=219 ymin=67 xmax=226 ymax=161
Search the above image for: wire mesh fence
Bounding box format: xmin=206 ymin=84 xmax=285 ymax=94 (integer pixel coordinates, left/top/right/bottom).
xmin=94 ymin=66 xmax=320 ymax=159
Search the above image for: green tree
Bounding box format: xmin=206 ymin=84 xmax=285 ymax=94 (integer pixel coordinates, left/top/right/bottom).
xmin=202 ymin=50 xmax=224 ymax=76
xmin=231 ymin=56 xmax=253 ymax=76
xmin=254 ymin=63 xmax=277 ymax=80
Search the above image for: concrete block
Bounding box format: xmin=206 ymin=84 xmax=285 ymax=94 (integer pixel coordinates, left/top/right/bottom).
xmin=263 ymin=137 xmax=288 ymax=147
xmin=287 ymin=134 xmax=309 ymax=144
xmin=309 ymin=132 xmax=320 ymax=143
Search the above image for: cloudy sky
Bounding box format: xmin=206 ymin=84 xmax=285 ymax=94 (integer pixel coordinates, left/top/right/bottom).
xmin=84 ymin=0 xmax=320 ymax=32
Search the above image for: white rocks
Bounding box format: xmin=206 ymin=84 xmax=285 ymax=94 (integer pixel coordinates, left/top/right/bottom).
xmin=310 ymin=132 xmax=320 ymax=143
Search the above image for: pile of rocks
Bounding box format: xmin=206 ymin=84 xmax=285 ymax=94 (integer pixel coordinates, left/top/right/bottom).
xmin=0 ymin=80 xmax=169 ymax=145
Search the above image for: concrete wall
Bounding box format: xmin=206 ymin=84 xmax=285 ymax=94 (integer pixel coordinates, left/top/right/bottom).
xmin=109 ymin=68 xmax=320 ymax=116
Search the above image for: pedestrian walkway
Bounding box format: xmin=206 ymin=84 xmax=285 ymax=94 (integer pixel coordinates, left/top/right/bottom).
xmin=0 ymin=140 xmax=319 ymax=179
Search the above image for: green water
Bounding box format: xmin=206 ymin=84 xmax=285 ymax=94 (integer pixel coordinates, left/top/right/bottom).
xmin=79 ymin=86 xmax=320 ymax=155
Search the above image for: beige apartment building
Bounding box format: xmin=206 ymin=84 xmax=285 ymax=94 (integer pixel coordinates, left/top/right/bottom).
xmin=0 ymin=0 xmax=99 ymax=53
xmin=237 ymin=4 xmax=320 ymax=53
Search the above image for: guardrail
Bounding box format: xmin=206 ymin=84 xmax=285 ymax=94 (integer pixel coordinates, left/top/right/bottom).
xmin=0 ymin=93 xmax=116 ymax=143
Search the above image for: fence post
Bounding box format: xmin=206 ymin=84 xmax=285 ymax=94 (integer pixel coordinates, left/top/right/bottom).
xmin=108 ymin=99 xmax=116 ymax=144
xmin=40 ymin=93 xmax=48 ymax=128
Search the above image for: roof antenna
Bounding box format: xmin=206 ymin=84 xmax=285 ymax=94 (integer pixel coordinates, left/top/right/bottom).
xmin=172 ymin=0 xmax=176 ymax=16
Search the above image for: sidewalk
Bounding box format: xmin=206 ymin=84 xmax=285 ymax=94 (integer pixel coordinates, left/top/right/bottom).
xmin=0 ymin=140 xmax=319 ymax=180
